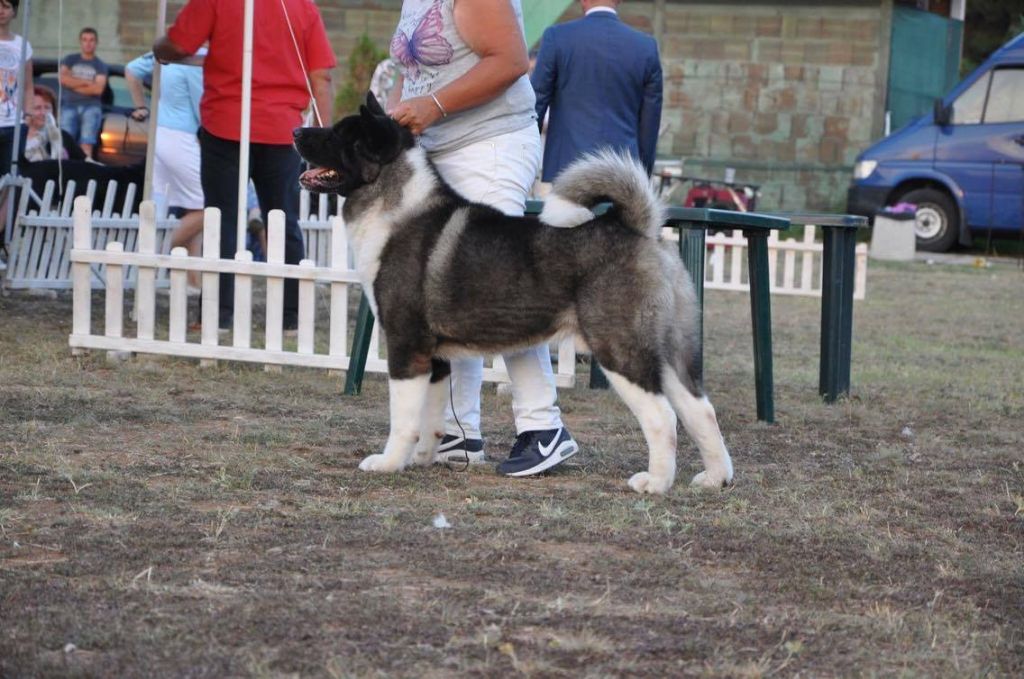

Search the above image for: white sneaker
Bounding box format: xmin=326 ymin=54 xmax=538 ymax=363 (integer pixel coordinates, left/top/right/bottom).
xmin=434 ymin=434 xmax=487 ymax=464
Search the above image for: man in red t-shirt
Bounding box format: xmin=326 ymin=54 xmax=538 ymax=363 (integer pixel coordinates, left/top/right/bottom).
xmin=154 ymin=0 xmax=336 ymax=330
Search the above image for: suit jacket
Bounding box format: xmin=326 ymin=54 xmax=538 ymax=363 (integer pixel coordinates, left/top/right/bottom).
xmin=532 ymin=11 xmax=663 ymax=182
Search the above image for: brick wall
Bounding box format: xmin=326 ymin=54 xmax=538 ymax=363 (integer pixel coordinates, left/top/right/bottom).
xmin=651 ymin=1 xmax=890 ymax=211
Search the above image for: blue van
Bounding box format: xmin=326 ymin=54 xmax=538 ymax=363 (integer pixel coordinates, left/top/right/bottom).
xmin=847 ymin=34 xmax=1024 ymax=251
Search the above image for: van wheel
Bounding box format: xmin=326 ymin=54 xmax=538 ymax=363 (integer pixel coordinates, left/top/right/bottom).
xmin=896 ymin=188 xmax=959 ymax=252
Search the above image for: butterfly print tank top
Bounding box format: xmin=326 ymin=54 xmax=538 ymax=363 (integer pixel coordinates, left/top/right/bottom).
xmin=391 ymin=0 xmax=537 ymax=154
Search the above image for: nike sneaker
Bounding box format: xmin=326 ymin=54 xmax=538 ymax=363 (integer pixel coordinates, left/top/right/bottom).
xmin=496 ymin=427 xmax=579 ymax=477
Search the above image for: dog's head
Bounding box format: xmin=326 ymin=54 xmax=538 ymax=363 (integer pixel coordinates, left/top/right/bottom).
xmin=293 ymin=92 xmax=414 ymax=196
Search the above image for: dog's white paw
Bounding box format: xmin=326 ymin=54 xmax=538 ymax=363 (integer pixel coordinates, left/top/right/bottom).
xmin=410 ymin=446 xmax=434 ymax=466
xmin=358 ymin=453 xmax=405 ymax=473
xmin=690 ymin=470 xmax=732 ymax=489
xmin=628 ymin=472 xmax=672 ymax=495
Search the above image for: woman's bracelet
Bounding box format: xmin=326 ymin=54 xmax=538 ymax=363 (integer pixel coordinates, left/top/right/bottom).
xmin=430 ymin=93 xmax=447 ymax=118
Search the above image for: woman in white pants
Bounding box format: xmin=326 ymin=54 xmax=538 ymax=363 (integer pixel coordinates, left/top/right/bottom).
xmin=387 ymin=0 xmax=578 ymax=476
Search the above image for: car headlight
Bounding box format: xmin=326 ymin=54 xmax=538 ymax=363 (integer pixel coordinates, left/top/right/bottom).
xmin=854 ymin=159 xmax=878 ymax=180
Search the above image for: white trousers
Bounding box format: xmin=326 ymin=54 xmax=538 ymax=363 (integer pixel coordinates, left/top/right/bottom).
xmin=429 ymin=124 xmax=563 ymax=438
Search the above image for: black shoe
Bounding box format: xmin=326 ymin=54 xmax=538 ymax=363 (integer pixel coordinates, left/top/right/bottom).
xmin=496 ymin=427 xmax=579 ymax=477
xmin=434 ymin=434 xmax=486 ymax=464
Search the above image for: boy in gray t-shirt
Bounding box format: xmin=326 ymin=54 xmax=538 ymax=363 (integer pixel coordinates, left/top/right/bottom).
xmin=59 ymin=27 xmax=108 ymax=159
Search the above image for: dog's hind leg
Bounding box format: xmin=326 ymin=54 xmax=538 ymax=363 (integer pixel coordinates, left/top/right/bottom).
xmin=662 ymin=367 xmax=733 ymax=488
xmin=602 ymin=368 xmax=678 ymax=495
xmin=411 ymin=359 xmax=451 ymax=466
xmin=359 ymin=373 xmax=432 ymax=473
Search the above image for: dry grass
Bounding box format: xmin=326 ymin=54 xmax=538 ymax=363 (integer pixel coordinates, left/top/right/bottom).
xmin=1 ymin=258 xmax=1022 ymax=678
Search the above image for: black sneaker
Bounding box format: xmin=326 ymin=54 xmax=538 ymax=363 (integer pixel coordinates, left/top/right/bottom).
xmin=496 ymin=427 xmax=579 ymax=477
xmin=434 ymin=434 xmax=486 ymax=464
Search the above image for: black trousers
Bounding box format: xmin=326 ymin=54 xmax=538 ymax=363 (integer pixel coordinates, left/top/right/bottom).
xmin=0 ymin=125 xmax=28 ymax=176
xmin=199 ymin=127 xmax=304 ymax=326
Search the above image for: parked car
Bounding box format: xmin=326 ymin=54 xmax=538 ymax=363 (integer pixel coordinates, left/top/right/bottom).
xmin=32 ymin=58 xmax=149 ymax=167
xmin=847 ymin=33 xmax=1024 ymax=252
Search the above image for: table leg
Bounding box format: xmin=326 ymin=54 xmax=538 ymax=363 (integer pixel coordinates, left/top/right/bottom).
xmin=819 ymin=227 xmax=857 ymax=402
xmin=679 ymin=226 xmax=706 ymax=386
xmin=344 ymin=292 xmax=374 ymax=396
xmin=745 ymin=232 xmax=775 ymax=423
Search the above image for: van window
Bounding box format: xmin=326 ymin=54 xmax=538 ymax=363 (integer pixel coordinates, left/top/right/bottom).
xmin=984 ymin=68 xmax=1024 ymax=123
xmin=952 ymin=72 xmax=989 ymax=124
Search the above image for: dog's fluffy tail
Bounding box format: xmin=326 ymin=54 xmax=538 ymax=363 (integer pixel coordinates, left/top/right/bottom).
xmin=540 ymin=149 xmax=665 ymax=237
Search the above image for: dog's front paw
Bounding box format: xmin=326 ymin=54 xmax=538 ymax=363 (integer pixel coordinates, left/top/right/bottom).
xmin=410 ymin=446 xmax=434 ymax=466
xmin=690 ymin=470 xmax=732 ymax=489
xmin=358 ymin=453 xmax=405 ymax=473
xmin=628 ymin=471 xmax=672 ymax=495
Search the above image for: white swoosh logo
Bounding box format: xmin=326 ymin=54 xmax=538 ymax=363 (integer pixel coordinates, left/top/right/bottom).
xmin=537 ymin=428 xmax=563 ymax=458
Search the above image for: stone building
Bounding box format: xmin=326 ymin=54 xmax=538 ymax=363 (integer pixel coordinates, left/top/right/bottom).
xmin=23 ymin=0 xmax=963 ymax=213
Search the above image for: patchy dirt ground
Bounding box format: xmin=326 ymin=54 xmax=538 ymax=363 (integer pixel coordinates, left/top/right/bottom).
xmin=1 ymin=259 xmax=1022 ymax=678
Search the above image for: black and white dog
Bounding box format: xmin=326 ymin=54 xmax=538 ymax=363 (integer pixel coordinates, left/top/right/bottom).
xmin=293 ymin=94 xmax=733 ymax=494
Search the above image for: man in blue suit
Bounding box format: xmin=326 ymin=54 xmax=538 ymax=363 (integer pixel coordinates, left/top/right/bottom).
xmin=532 ymin=0 xmax=663 ymax=182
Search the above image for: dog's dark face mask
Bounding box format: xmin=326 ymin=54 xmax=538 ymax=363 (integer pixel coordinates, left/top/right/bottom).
xmin=293 ymin=92 xmax=414 ymax=196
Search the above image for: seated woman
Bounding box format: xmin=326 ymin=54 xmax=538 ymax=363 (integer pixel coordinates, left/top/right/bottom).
xmin=22 ymin=85 xmax=86 ymax=162
xmin=12 ymin=85 xmax=143 ymax=215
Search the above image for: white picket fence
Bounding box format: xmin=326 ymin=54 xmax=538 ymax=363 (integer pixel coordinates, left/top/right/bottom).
xmin=6 ymin=175 xmax=867 ymax=301
xmin=663 ymin=226 xmax=869 ymax=300
xmin=67 ymin=197 xmax=579 ymax=387
xmin=2 ymin=175 xmax=344 ymax=290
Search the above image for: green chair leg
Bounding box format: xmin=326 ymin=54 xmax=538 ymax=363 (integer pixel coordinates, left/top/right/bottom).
xmin=344 ymin=293 xmax=375 ymax=396
xmin=679 ymin=226 xmax=706 ymax=386
xmin=589 ymin=359 xmax=609 ymax=389
xmin=744 ymin=232 xmax=775 ymax=423
xmin=819 ymin=227 xmax=857 ymax=402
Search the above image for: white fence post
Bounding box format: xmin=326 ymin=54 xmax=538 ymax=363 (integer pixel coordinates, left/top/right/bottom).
xmin=104 ymin=241 xmax=128 ymax=362
xmin=800 ymin=224 xmax=816 ymax=291
xmin=298 ymin=259 xmax=316 ymax=354
xmin=234 ymin=250 xmax=254 ymax=349
xmin=264 ymin=209 xmax=285 ymax=371
xmin=136 ymin=201 xmax=157 ymax=341
xmin=71 ymin=197 xmax=92 ymax=356
xmin=328 ymin=216 xmax=348 ymax=371
xmin=201 ymin=207 xmax=222 ymax=367
xmin=169 ymin=247 xmax=189 ymax=344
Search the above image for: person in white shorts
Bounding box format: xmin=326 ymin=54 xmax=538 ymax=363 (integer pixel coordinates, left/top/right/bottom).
xmin=126 ymin=49 xmax=205 ymax=290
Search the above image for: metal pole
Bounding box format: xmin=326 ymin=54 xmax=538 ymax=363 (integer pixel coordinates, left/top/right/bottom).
xmin=4 ymin=0 xmax=31 ymax=247
xmin=142 ymin=0 xmax=167 ymax=204
xmin=236 ymin=0 xmax=254 ymax=252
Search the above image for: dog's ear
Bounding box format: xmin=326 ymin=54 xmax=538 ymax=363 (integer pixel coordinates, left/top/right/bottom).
xmin=364 ymin=92 xmax=386 ymax=117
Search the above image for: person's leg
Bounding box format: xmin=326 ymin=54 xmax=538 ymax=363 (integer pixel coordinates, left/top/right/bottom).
xmin=78 ymin=105 xmax=102 ymax=159
xmin=0 ymin=126 xmax=15 ymax=177
xmin=198 ymin=128 xmax=241 ymax=327
xmin=170 ymin=209 xmax=205 ymax=289
xmin=59 ymin=105 xmax=81 ymax=145
xmin=249 ymin=142 xmax=303 ymax=326
xmin=158 ymin=127 xmax=206 ymax=288
xmin=429 ymin=125 xmax=571 ymax=470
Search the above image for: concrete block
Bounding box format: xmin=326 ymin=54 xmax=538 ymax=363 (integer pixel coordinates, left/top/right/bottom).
xmin=870 ymin=216 xmax=916 ymax=261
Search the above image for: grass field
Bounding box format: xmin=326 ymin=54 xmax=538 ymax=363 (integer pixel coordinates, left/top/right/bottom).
xmin=1 ymin=258 xmax=1022 ymax=677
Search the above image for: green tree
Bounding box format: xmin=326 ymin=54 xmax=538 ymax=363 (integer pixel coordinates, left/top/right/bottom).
xmin=334 ymin=34 xmax=389 ymax=119
xmin=961 ymin=0 xmax=1024 ymax=76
